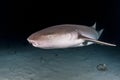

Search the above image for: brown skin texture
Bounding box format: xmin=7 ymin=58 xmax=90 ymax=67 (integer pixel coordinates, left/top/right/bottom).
xmin=27 ymin=24 xmax=116 ymax=49
xmin=27 ymin=24 xmax=96 ymax=41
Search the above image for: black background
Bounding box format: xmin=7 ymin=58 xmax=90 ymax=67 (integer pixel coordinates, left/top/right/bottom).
xmin=1 ymin=0 xmax=120 ymax=44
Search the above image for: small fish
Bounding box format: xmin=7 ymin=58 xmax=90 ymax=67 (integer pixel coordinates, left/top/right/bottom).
xmin=27 ymin=23 xmax=116 ymax=49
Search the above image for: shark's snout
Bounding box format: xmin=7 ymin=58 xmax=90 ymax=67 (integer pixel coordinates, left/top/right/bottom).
xmin=27 ymin=39 xmax=39 ymax=47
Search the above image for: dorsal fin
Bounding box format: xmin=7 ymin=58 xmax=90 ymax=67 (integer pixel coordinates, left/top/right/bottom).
xmin=98 ymin=29 xmax=104 ymax=38
xmin=91 ymin=22 xmax=96 ymax=29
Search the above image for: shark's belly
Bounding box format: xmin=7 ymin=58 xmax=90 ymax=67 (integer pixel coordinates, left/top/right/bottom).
xmin=40 ymin=33 xmax=79 ymax=49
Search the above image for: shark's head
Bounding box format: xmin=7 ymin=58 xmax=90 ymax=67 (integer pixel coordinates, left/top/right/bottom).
xmin=27 ymin=34 xmax=53 ymax=48
xmin=27 ymin=35 xmax=56 ymax=48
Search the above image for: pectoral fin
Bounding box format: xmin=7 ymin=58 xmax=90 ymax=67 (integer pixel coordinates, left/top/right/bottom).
xmin=78 ymin=33 xmax=116 ymax=46
xmin=83 ymin=38 xmax=116 ymax=46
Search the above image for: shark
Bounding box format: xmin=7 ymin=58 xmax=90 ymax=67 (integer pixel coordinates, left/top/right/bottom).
xmin=27 ymin=23 xmax=116 ymax=49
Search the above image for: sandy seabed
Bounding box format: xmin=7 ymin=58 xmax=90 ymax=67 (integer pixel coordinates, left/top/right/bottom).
xmin=0 ymin=40 xmax=120 ymax=80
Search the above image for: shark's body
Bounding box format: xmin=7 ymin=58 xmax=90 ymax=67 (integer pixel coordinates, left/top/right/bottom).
xmin=27 ymin=23 xmax=116 ymax=49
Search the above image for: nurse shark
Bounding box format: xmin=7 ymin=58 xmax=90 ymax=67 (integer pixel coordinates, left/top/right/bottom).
xmin=27 ymin=23 xmax=116 ymax=49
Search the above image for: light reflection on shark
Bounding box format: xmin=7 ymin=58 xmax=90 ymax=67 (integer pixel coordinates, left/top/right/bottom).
xmin=27 ymin=23 xmax=116 ymax=49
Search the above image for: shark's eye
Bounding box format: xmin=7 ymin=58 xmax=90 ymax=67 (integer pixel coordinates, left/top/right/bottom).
xmin=82 ymin=41 xmax=88 ymax=46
